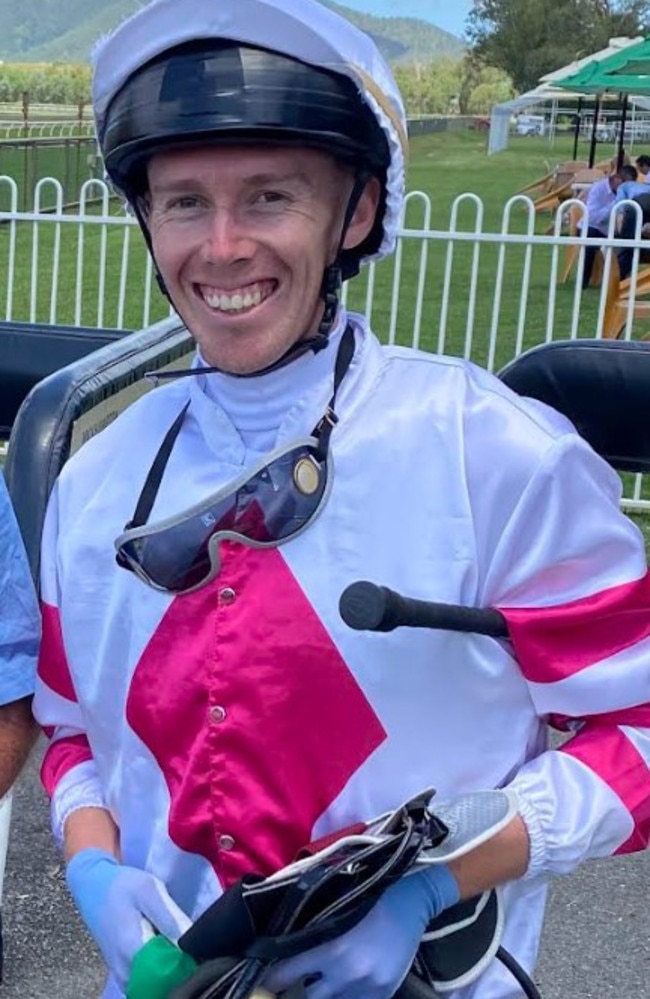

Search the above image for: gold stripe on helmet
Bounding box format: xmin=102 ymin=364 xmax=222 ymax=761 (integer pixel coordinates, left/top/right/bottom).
xmin=348 ymin=63 xmax=409 ymax=160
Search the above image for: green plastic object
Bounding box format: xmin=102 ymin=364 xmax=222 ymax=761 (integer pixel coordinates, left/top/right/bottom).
xmin=126 ymin=936 xmax=198 ymax=999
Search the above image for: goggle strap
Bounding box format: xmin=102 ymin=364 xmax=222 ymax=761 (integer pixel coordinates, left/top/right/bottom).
xmin=129 ymin=401 xmax=190 ymax=529
xmin=311 ymin=323 xmax=355 ymax=459
xmin=125 ymin=324 xmax=353 ymax=536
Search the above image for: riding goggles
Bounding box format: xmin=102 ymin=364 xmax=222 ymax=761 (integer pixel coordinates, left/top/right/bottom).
xmin=114 ymin=325 xmax=354 ymax=595
xmin=115 ymin=435 xmax=333 ymax=594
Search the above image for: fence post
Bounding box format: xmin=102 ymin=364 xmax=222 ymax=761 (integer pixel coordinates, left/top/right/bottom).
xmin=21 ymin=92 xmax=29 ymax=139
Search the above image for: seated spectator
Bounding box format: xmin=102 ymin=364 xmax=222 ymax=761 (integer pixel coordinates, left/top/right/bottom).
xmin=578 ymin=171 xmax=622 ymax=288
xmin=615 ymin=187 xmax=650 ymax=279
xmin=615 ymin=165 xmax=649 ymax=203
xmin=635 ymin=154 xmax=650 ymax=180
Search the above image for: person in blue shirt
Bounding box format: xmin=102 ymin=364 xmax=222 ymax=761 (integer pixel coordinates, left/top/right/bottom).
xmin=0 ymin=469 xmax=39 ymax=795
xmin=615 ymin=164 xmax=648 ymax=203
xmin=635 ymin=154 xmax=650 ymax=180
xmin=613 ymin=164 xmax=650 ymax=279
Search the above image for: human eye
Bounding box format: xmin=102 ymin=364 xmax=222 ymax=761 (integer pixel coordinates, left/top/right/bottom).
xmin=150 ymin=192 xmax=207 ymax=220
xmin=255 ymin=190 xmax=292 ymax=208
xmin=169 ymin=194 xmax=204 ymax=211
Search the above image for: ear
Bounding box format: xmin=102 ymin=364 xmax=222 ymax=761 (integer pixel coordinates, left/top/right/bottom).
xmin=342 ymin=176 xmax=382 ymax=251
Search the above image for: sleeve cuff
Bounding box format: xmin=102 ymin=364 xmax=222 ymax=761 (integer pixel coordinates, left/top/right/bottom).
xmin=511 ymin=790 xmax=549 ymax=880
xmin=51 ymin=760 xmax=108 ymax=846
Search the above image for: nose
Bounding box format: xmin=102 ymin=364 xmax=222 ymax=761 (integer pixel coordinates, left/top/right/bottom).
xmin=202 ymin=209 xmax=254 ymax=266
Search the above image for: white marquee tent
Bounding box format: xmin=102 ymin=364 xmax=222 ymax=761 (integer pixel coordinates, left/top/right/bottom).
xmin=488 ymin=36 xmax=647 ymax=154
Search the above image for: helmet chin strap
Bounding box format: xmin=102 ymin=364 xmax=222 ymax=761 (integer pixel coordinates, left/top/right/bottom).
xmin=134 ymin=169 xmax=369 ymax=378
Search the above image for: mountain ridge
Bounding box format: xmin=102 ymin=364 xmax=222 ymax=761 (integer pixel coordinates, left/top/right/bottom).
xmin=0 ymin=0 xmax=465 ymax=64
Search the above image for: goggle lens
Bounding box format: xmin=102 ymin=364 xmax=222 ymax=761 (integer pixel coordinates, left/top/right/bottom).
xmin=116 ymin=444 xmax=328 ymax=593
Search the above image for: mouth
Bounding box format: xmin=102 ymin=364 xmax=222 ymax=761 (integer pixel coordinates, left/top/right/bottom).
xmin=196 ymin=279 xmax=277 ymax=315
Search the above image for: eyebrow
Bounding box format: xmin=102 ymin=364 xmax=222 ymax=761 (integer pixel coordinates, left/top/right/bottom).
xmin=150 ymin=171 xmax=316 ymax=195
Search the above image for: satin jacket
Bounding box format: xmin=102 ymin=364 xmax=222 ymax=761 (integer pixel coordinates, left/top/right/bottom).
xmin=34 ymin=315 xmax=650 ymax=999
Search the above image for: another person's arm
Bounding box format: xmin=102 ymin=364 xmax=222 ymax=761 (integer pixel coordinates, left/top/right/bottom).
xmin=0 ymin=471 xmax=40 ymax=795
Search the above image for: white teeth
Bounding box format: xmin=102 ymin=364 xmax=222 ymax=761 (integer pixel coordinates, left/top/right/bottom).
xmin=203 ymin=284 xmax=269 ymax=313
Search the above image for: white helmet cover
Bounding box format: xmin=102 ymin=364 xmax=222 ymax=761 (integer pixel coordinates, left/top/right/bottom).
xmin=92 ymin=0 xmax=407 ymax=264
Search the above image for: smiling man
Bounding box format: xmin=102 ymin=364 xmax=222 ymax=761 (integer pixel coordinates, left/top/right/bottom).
xmin=144 ymin=146 xmax=378 ymax=374
xmin=31 ymin=1 xmax=650 ymax=998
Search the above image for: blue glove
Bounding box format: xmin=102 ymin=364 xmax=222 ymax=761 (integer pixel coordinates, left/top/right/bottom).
xmin=66 ymin=847 xmax=191 ymax=991
xmin=263 ymin=864 xmax=460 ymax=999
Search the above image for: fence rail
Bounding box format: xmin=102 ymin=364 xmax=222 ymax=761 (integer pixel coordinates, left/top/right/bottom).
xmin=0 ymin=121 xmax=95 ymax=140
xmin=1 ymin=176 xmax=649 ymax=507
xmin=0 ymin=102 xmax=92 ymax=118
xmin=0 ymin=139 xmax=100 ymax=210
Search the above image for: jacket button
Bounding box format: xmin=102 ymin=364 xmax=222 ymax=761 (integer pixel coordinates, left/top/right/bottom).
xmin=219 ymin=587 xmax=236 ymax=604
xmin=219 ymin=834 xmax=236 ymax=850
xmin=209 ymin=705 xmax=227 ymax=723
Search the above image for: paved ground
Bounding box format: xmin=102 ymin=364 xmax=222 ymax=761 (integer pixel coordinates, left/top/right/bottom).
xmin=0 ymin=745 xmax=649 ymax=998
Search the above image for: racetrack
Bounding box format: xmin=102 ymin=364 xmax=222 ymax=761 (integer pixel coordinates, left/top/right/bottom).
xmin=1 ymin=743 xmax=649 ymax=999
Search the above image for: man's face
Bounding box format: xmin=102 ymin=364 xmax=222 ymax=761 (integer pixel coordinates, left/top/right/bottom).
xmin=146 ymin=145 xmax=378 ymax=374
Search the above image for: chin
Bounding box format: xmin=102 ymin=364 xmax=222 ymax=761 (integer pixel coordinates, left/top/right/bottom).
xmin=202 ymin=330 xmax=305 ymax=375
xmin=202 ymin=346 xmax=286 ymax=376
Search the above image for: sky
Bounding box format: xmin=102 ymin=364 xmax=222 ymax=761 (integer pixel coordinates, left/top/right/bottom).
xmin=339 ymin=0 xmax=473 ymax=37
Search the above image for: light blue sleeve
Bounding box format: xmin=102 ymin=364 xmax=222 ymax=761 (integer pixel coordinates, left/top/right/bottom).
xmin=0 ymin=471 xmax=40 ymax=704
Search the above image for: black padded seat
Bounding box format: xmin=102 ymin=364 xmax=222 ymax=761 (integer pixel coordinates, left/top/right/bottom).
xmin=498 ymin=338 xmax=650 ymax=474
xmin=0 ymin=321 xmax=131 ymax=439
xmin=5 ymin=317 xmax=194 ymax=579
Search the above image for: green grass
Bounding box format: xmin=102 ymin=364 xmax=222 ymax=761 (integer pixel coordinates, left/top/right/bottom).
xmin=0 ymin=203 xmax=162 ymax=329
xmin=348 ymin=130 xmax=608 ymax=369
xmin=0 ymin=136 xmax=99 ymax=209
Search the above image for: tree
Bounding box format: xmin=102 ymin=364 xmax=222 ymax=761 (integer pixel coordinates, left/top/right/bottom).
xmin=394 ymin=59 xmax=467 ymax=115
xmin=392 ymin=58 xmax=515 ymax=116
xmin=467 ymin=67 xmax=515 ymax=113
xmin=0 ymin=62 xmax=90 ymax=105
xmin=466 ymin=0 xmax=650 ymax=91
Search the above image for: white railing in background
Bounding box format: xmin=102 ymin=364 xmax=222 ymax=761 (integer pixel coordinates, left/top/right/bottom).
xmin=0 ymin=120 xmax=95 ymax=140
xmin=2 ymin=176 xmax=649 ymax=507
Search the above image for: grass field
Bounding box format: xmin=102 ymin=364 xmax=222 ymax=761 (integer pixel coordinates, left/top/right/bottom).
xmin=0 ymin=135 xmax=99 ymax=210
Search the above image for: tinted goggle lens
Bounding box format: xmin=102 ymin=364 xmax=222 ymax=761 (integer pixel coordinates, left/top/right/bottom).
xmin=116 ymin=443 xmax=328 ymax=593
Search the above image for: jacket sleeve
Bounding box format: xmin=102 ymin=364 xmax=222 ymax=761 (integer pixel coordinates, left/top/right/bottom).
xmin=474 ymin=424 xmax=650 ymax=878
xmin=32 ymin=483 xmax=107 ymax=844
xmin=0 ymin=471 xmax=40 ymax=705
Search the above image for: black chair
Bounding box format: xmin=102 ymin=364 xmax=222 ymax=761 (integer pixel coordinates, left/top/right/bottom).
xmin=5 ymin=315 xmax=194 ymax=580
xmin=0 ymin=321 xmax=132 ymax=440
xmin=498 ymin=338 xmax=650 ymax=474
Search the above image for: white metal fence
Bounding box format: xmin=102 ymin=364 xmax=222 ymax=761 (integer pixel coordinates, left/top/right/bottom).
xmin=0 ymin=121 xmax=95 ymax=140
xmin=1 ymin=175 xmax=649 ymax=506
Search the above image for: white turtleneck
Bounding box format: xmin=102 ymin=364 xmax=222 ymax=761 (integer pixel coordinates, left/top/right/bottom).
xmin=194 ymin=316 xmax=347 ymax=459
